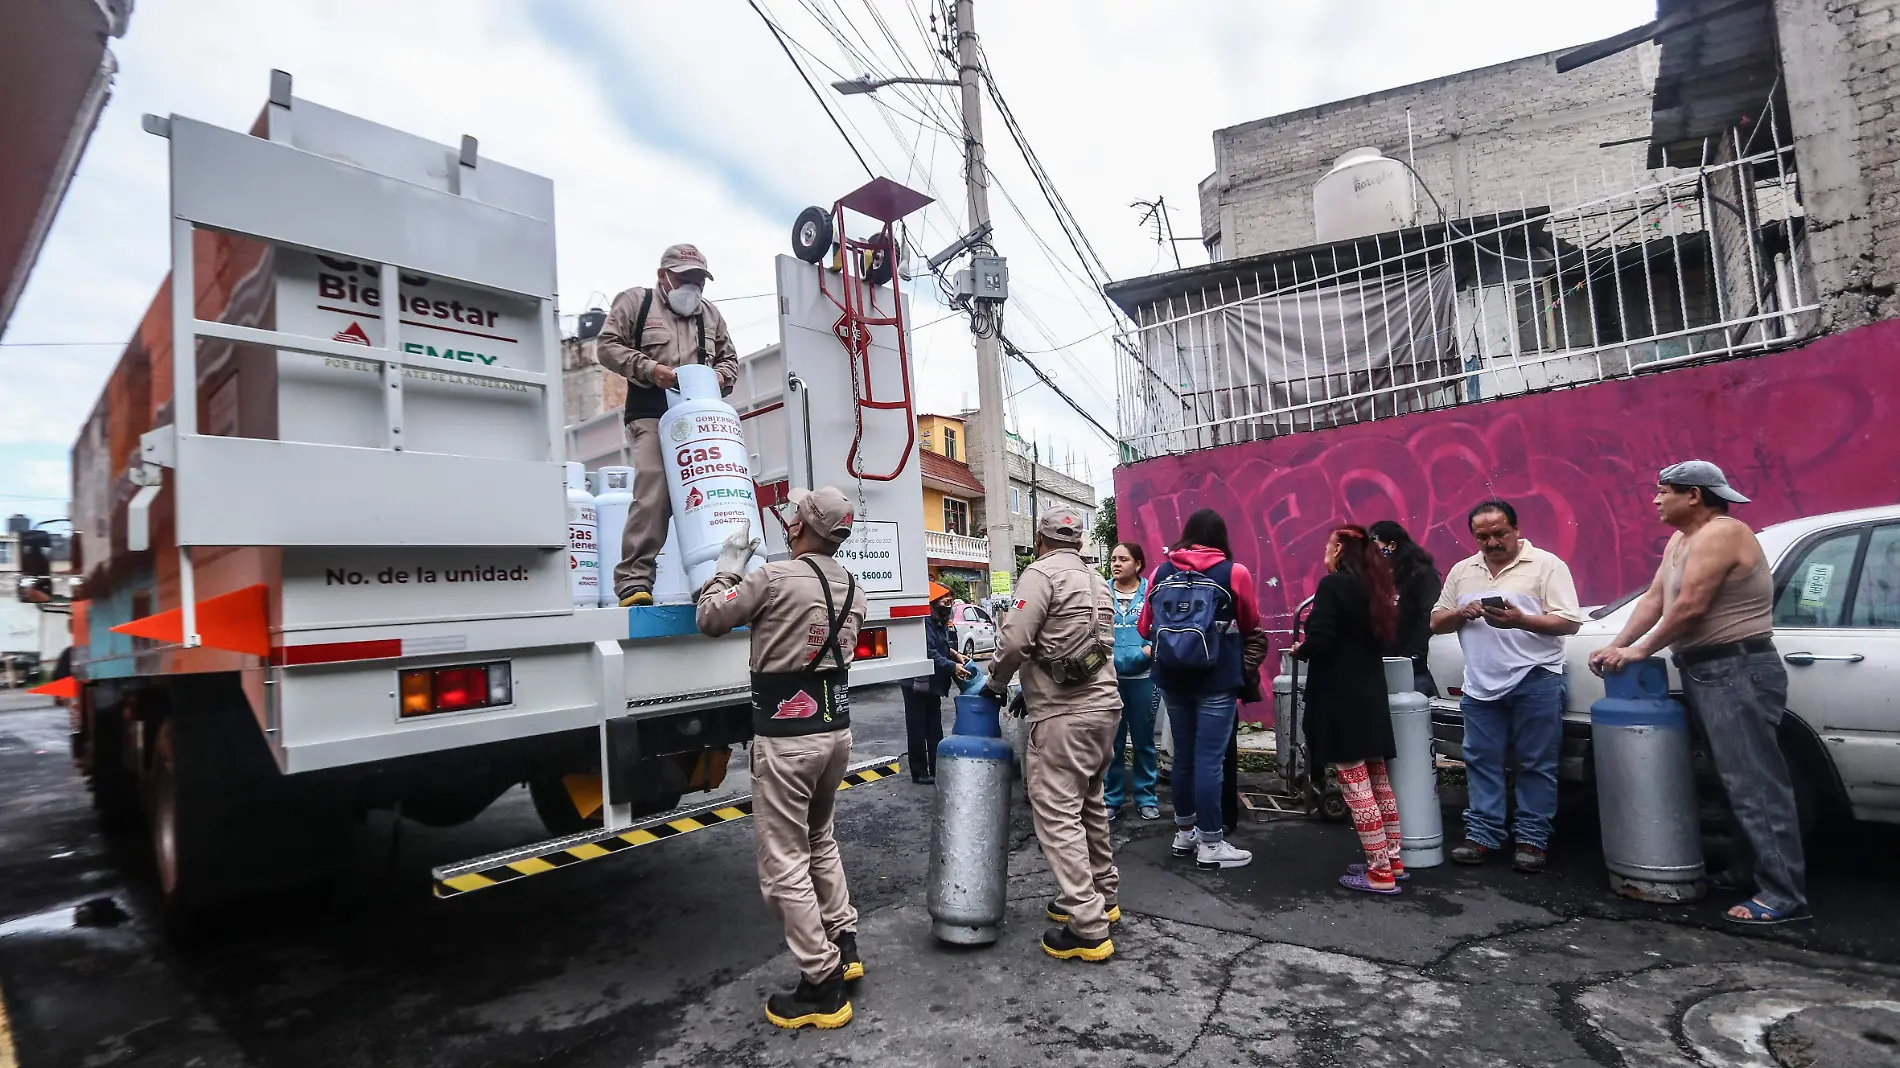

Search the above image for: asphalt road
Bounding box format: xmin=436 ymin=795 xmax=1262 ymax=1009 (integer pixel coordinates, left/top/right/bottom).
xmin=4 ymin=687 xmax=1900 ymax=1067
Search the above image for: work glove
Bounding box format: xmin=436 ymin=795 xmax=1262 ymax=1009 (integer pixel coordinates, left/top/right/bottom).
xmin=978 ymin=677 xmax=1007 ymax=703
xmin=714 ymin=528 xmax=760 ymax=577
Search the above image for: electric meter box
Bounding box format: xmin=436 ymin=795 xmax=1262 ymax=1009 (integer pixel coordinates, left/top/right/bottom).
xmin=960 ymin=255 xmax=1008 ymax=303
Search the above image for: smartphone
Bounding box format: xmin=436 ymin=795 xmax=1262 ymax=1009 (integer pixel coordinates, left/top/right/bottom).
xmin=1480 ymin=596 xmax=1508 ymax=611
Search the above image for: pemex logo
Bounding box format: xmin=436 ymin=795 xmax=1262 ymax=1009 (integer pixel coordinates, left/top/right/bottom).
xmin=333 ymin=322 xmax=372 ymax=345
xmin=684 ymin=486 xmax=705 ymax=512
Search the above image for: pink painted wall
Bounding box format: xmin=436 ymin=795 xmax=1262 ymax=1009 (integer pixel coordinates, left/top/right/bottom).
xmin=1116 ymin=320 xmax=1900 ymax=720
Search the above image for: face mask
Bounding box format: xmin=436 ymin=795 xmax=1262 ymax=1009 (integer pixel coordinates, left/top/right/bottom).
xmin=932 ymin=604 xmax=952 ymax=621
xmin=666 ymin=283 xmax=703 ymax=316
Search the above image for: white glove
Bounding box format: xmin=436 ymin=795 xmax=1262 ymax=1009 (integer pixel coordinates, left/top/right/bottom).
xmin=714 ymin=528 xmax=761 ymax=576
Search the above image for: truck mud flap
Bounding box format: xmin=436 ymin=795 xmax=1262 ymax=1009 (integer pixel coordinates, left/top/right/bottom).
xmin=433 ymin=756 xmax=903 ymax=898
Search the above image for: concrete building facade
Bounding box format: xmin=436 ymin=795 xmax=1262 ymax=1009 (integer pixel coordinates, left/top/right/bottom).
xmin=961 ymin=415 xmax=1101 ymax=562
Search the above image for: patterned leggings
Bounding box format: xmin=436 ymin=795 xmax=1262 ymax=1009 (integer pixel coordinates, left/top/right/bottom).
xmin=1335 ymin=760 xmax=1403 ymax=884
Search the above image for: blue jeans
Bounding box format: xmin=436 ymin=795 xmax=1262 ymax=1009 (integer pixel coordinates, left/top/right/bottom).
xmin=1460 ymin=667 xmax=1565 ymax=850
xmin=1104 ymin=676 xmax=1160 ymax=809
xmin=1162 ymin=689 xmax=1237 ymax=844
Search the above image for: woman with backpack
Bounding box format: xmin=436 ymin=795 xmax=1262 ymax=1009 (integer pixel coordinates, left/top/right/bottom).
xmin=1291 ymin=525 xmax=1405 ymax=894
xmin=1104 ymin=542 xmax=1161 ymax=821
xmin=1138 ymin=509 xmax=1262 ymax=870
xmin=1369 ymin=520 xmax=1442 ymax=697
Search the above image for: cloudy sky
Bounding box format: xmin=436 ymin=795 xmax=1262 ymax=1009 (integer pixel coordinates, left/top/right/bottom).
xmin=1 ymin=0 xmax=1654 ymax=523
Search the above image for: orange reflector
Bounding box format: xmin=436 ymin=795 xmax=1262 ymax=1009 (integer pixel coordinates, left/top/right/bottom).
xmin=399 ymin=670 xmax=432 ymax=716
xmin=854 ymin=627 xmax=888 ymax=661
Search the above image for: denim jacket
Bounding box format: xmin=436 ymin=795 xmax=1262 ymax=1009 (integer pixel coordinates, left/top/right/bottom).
xmin=1111 ymin=577 xmax=1151 ymax=678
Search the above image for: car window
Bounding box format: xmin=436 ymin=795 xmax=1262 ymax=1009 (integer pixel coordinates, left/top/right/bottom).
xmin=1850 ymin=524 xmax=1900 ymax=628
xmin=1774 ymin=528 xmax=1864 ymax=628
xmin=970 ymin=606 xmax=993 ymax=625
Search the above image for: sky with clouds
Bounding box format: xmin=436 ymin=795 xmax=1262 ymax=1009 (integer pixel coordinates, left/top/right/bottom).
xmin=1 ymin=0 xmax=1655 ymax=524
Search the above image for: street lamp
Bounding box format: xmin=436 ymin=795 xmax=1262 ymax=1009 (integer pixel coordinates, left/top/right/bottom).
xmin=830 ymin=74 xmax=960 ymax=96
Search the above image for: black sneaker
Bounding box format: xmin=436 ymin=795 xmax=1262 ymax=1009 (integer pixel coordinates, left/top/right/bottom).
xmin=1511 ymin=843 xmax=1547 ymax=874
xmin=1045 ymin=899 xmax=1122 ymax=924
xmin=1041 ymin=925 xmax=1114 ymax=962
xmin=832 ymin=931 xmax=863 ymax=982
xmin=764 ymin=965 xmax=853 ymax=1029
xmin=1450 ymin=839 xmax=1494 ymax=865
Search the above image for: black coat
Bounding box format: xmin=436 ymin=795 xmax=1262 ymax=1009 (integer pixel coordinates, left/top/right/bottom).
xmin=1295 ymin=570 xmax=1396 ymax=766
xmin=1388 ymin=564 xmax=1443 ymax=673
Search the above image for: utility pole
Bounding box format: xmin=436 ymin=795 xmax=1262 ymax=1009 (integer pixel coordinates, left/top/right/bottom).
xmin=955 ymin=0 xmax=1016 ymax=599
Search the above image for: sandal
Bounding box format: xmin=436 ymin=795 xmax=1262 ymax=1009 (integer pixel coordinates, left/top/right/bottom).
xmin=1346 ymin=862 xmax=1409 ymax=882
xmin=1339 ymin=871 xmax=1401 ymax=895
xmin=1723 ymin=897 xmax=1812 ymax=927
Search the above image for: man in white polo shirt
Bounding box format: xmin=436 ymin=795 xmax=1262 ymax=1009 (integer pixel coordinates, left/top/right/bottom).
xmin=1430 ymin=499 xmax=1587 ymax=873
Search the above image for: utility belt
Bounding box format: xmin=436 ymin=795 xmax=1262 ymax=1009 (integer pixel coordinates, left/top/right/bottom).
xmin=750 ymin=668 xmax=851 ymax=738
xmin=1673 ymin=633 xmax=1776 ymax=668
xmin=1041 ymin=643 xmax=1112 ymax=688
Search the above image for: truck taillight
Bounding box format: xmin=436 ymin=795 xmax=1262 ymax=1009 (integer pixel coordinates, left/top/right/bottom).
xmin=855 ymin=627 xmax=888 ymax=661
xmin=399 ymin=661 xmax=513 ymax=717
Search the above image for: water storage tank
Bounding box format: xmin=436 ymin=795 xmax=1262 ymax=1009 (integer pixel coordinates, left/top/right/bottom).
xmin=564 ymin=462 xmax=601 ymax=608
xmin=1313 ymin=148 xmax=1416 ymax=244
xmin=659 ymin=365 xmax=766 ymax=591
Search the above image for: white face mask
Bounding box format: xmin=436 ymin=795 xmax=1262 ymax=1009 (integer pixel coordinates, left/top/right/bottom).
xmin=666 ymin=283 xmax=703 ymax=316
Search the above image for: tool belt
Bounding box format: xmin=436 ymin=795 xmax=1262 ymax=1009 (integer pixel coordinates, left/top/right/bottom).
xmin=1045 ymin=644 xmax=1111 ymax=688
xmin=750 ymin=558 xmax=857 ymax=737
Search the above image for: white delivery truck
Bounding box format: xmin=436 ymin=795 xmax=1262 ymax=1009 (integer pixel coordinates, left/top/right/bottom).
xmin=56 ymin=72 xmax=932 ymax=927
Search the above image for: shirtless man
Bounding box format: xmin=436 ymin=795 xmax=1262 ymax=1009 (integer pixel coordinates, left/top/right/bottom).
xmin=1591 ymin=460 xmax=1807 ymax=927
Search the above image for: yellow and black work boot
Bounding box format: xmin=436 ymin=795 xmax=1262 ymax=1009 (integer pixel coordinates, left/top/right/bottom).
xmin=618 ymin=588 xmax=654 ymax=607
xmin=765 ymin=965 xmax=853 ymax=1029
xmin=1045 ymin=899 xmax=1122 ymax=924
xmin=1042 ymin=925 xmax=1114 ymax=962
xmin=833 ymin=931 xmax=864 ymax=981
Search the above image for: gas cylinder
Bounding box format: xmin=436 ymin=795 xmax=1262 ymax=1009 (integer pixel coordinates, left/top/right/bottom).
xmin=659 ymin=365 xmax=765 ymax=591
xmin=1384 ymin=657 xmax=1444 ymax=868
xmin=927 ymin=693 xmax=1013 ymax=945
xmin=593 ymin=466 xmax=634 ymax=606
xmin=1592 ymin=658 xmax=1705 ymax=903
xmin=1273 ymin=650 xmax=1299 ymax=796
xmin=564 ymin=462 xmax=601 ymax=608
xmin=653 ymin=521 xmax=691 ymax=604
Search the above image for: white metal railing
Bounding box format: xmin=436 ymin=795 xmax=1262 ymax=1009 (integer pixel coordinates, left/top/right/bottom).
xmin=1117 ymin=108 xmax=1816 ymax=457
xmin=925 ymin=529 xmax=988 ymax=563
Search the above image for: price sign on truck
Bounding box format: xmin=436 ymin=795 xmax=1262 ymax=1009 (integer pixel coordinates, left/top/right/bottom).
xmin=835 ymin=521 xmax=903 ymax=593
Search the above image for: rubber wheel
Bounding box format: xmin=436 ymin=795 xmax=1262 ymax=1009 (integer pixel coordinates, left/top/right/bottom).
xmin=964 ymin=641 xmax=976 ymax=656
xmin=87 ymin=700 xmax=142 ymax=833
xmin=1318 ymin=787 xmax=1349 ymax=824
xmin=862 ymin=232 xmax=896 ymax=285
xmin=791 ymin=206 xmax=833 ymax=264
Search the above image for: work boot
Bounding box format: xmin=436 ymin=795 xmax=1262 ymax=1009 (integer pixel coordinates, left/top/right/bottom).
xmin=1450 ymin=838 xmax=1494 ymax=865
xmin=1045 ymin=899 xmax=1122 ymax=924
xmin=1041 ymin=925 xmax=1114 ymax=962
xmin=833 ymin=931 xmax=864 ymax=982
xmin=764 ymin=965 xmax=852 ymax=1030
xmin=618 ymin=588 xmax=654 ymax=607
xmin=1170 ymin=827 xmax=1199 ymax=858
xmin=1511 ymin=843 xmax=1548 ymax=874
xmin=1195 ymin=839 xmax=1253 ymax=870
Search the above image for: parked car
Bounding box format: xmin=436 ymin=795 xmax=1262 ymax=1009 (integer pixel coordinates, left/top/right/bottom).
xmin=1428 ymin=504 xmax=1900 ymax=832
xmin=950 ymin=600 xmax=998 ymax=657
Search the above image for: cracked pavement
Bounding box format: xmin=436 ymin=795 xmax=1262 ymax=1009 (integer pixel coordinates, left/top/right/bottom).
xmin=4 ymin=688 xmax=1900 ymax=1067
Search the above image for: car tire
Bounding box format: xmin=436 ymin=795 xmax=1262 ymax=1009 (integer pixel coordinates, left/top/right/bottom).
xmin=86 ymin=698 xmax=142 ymax=834
xmin=964 ymin=640 xmax=976 ymax=657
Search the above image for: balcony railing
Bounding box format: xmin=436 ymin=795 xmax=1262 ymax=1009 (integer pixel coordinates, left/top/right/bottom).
xmin=925 ymin=530 xmax=988 ymax=563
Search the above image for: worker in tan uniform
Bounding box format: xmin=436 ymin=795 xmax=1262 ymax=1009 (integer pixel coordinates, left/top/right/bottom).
xmin=983 ymin=507 xmax=1122 ymax=962
xmin=696 ymin=486 xmax=868 ymax=1028
xmin=597 ymin=243 xmax=740 ymax=606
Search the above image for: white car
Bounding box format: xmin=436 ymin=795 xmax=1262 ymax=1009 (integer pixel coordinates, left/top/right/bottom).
xmin=1428 ymin=503 xmax=1900 ymax=830
xmin=950 ymin=601 xmax=998 ymax=658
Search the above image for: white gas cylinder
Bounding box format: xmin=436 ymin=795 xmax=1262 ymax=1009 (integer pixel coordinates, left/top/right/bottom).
xmin=659 ymin=365 xmax=766 ymax=591
xmin=654 ymin=521 xmax=692 ymax=604
xmin=593 ymin=465 xmax=635 ymax=606
xmin=565 ymin=461 xmax=601 ymax=608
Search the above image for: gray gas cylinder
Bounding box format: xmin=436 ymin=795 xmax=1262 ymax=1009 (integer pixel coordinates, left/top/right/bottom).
xmin=927 ymin=694 xmax=1014 ymax=945
xmin=1385 ymin=657 xmax=1444 ymax=868
xmin=1592 ymin=658 xmax=1705 ymax=903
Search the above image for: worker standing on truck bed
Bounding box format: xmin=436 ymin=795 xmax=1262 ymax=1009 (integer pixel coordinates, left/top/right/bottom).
xmin=984 ymin=507 xmax=1122 ymax=963
xmin=597 ymin=243 xmax=740 ymax=606
xmin=696 ymin=487 xmax=869 ymax=1029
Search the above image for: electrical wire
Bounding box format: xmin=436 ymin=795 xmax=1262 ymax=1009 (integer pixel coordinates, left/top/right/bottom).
xmin=746 ymin=0 xmax=873 ymax=177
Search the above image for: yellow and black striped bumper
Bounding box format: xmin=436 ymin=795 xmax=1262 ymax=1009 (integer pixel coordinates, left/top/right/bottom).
xmin=433 ymin=757 xmax=903 ymax=898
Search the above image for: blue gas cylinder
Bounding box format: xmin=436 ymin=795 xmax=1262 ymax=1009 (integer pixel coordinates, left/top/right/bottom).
xmin=928 ymin=692 xmax=1014 ymax=944
xmin=1590 ymin=657 xmax=1704 ymax=903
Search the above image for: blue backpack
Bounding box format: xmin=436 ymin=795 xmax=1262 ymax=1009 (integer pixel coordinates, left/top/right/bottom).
xmin=1149 ymin=560 xmax=1236 ymax=671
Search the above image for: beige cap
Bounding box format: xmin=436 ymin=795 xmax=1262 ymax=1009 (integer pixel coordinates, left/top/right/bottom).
xmin=659 ymin=243 xmax=713 ymax=279
xmin=1037 ymin=506 xmax=1087 ymax=544
xmin=790 ymin=486 xmax=854 ymax=543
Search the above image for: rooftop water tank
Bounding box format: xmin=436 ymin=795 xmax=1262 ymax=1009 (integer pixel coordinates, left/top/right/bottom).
xmin=1313 ymin=148 xmax=1416 ymax=244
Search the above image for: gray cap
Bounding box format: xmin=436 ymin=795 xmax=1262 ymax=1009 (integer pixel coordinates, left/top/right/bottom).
xmin=1658 ymin=459 xmax=1750 ymax=504
xmin=788 ymin=486 xmax=854 ymax=543
xmin=1037 ymin=506 xmax=1087 ymax=544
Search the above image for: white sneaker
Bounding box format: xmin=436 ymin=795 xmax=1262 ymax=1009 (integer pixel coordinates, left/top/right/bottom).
xmin=1170 ymin=827 xmax=1199 ymax=857
xmin=1196 ymin=840 xmax=1253 ymax=870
